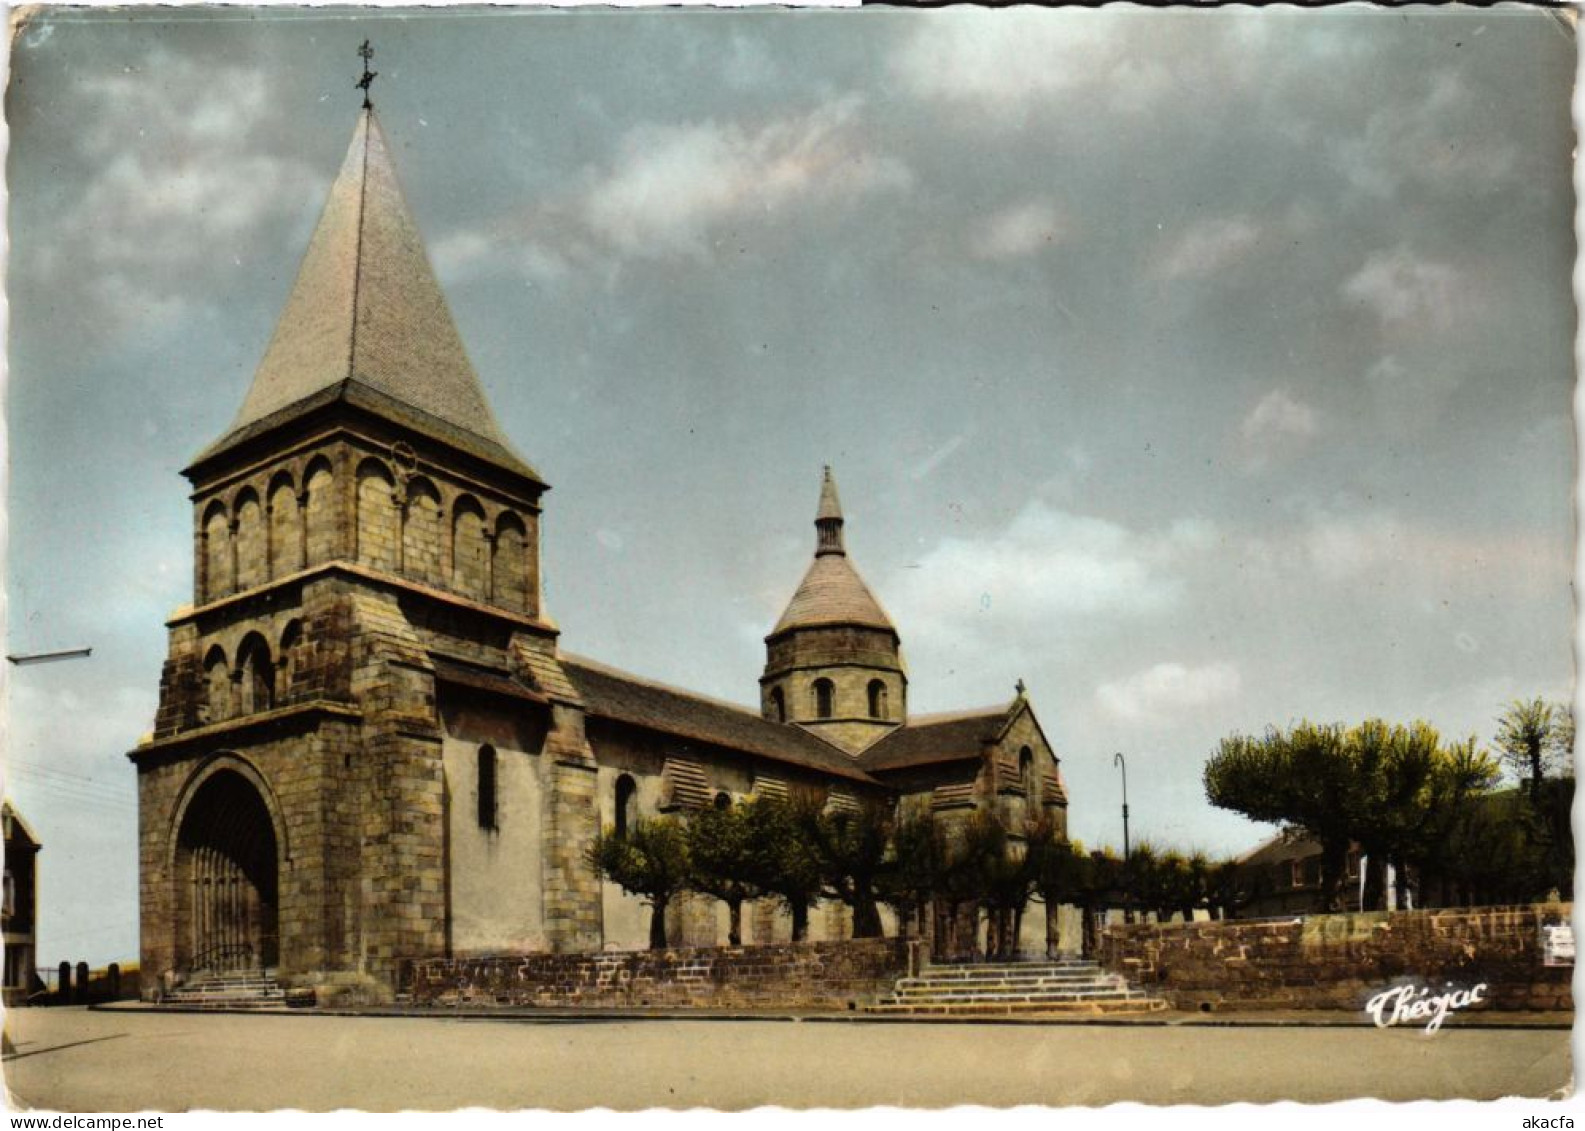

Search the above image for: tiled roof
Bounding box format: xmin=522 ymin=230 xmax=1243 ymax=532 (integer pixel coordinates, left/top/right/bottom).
xmin=752 ymin=774 xmax=789 ymax=801
xmin=660 ymin=757 xmax=712 ymax=811
xmin=560 ymin=655 xmax=877 ymax=784
xmin=432 ymin=656 xmax=547 ymax=704
xmin=771 ymin=553 xmax=895 ymax=636
xmin=2 ymin=801 xmax=40 ymax=849
xmin=857 ymin=707 xmax=1008 ymax=772
xmin=194 ymin=107 xmax=538 ymax=483
xmin=931 ymin=782 xmax=977 ymax=811
xmin=826 ymin=785 xmax=861 ymax=814
xmin=1236 ymin=832 xmax=1323 ymax=868
xmin=770 ymin=468 xmax=895 ymax=636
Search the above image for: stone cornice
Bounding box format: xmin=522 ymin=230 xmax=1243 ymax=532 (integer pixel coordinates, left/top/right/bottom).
xmin=168 ymin=560 xmax=560 ymax=638
xmin=128 ymin=699 xmax=364 ymax=763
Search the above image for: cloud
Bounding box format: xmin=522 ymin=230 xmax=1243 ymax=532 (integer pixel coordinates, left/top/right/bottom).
xmin=1341 ymin=246 xmax=1469 ymax=334
xmin=888 ymin=502 xmax=1213 ymax=665
xmin=1238 ymin=388 xmax=1321 ymax=468
xmin=580 ymin=96 xmax=911 ymax=260
xmin=1154 ymin=217 xmax=1263 ymax=281
xmin=909 ymin=433 xmax=970 ymax=481
xmin=433 ymin=96 xmax=910 ymax=281
xmin=9 ymin=682 xmax=156 ymax=776
xmin=892 ymin=12 xmax=1105 ymax=108
xmin=24 ymin=53 xmax=323 ymax=337
xmin=969 ymin=200 xmax=1067 ymax=260
xmin=1302 ymin=511 xmax=1407 ymax=581
xmin=1239 ymin=505 xmax=1566 ymax=599
xmin=1362 ymin=354 xmax=1464 ymax=422
xmin=1332 ymin=70 xmax=1519 ymax=200
xmin=891 ymin=11 xmax=1173 ymax=117
xmin=1096 ymin=661 xmax=1242 ymax=725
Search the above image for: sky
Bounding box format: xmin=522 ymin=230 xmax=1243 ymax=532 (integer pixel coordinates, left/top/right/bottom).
xmin=3 ymin=5 xmax=1578 ymax=969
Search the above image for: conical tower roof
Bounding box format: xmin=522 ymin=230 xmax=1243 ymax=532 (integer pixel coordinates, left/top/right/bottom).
xmin=771 ymin=468 xmax=895 ymax=636
xmin=192 ymin=107 xmax=538 ymax=482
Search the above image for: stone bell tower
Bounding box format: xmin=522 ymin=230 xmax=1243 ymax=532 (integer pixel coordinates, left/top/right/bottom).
xmin=761 ymin=467 xmax=906 ymax=754
xmin=130 ymin=82 xmax=602 ymax=1000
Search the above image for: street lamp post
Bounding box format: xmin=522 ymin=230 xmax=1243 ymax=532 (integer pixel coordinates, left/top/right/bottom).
xmin=1114 ymin=751 xmax=1133 ymax=925
xmin=1113 ymin=751 xmax=1131 ymax=861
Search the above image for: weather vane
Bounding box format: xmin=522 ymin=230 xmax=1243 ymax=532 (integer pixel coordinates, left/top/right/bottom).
xmin=356 ymin=40 xmax=378 ymax=109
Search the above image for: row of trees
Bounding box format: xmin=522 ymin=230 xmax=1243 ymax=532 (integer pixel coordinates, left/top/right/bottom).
xmin=589 ymin=793 xmax=1242 ymax=955
xmin=1204 ymin=699 xmax=1574 ymax=912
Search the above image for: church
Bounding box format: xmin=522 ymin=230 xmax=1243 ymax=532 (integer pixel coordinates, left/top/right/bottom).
xmin=129 ymin=97 xmax=1068 ymax=1001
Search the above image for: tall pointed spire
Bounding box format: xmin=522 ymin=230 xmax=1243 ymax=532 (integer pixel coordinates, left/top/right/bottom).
xmin=771 ymin=468 xmax=893 ymax=635
xmin=192 ymin=104 xmax=538 ymax=482
xmin=815 ymin=465 xmax=845 ymax=556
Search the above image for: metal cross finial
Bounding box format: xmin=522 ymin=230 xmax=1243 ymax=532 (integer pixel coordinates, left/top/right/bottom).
xmin=1015 ymin=678 xmax=1026 ymax=697
xmin=356 ymin=40 xmax=378 ymax=109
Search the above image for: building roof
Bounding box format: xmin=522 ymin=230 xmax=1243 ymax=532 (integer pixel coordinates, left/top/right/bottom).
xmin=857 ymin=706 xmax=1008 ymax=772
xmin=193 ymin=107 xmax=538 ymax=483
xmin=2 ymin=801 xmax=40 ymax=850
xmin=771 ymin=555 xmax=896 ymax=636
xmin=1236 ymin=831 xmax=1322 ymax=868
xmin=560 ymin=655 xmax=879 ymax=785
xmin=770 ymin=468 xmax=895 ymax=637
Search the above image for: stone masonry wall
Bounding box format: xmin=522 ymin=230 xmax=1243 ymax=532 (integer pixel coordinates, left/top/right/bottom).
xmin=402 ymin=938 xmax=911 ymax=1010
xmin=1097 ymin=903 xmax=1573 ymax=1012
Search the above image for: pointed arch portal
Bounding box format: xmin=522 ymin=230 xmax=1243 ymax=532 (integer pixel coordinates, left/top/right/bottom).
xmin=175 ymin=769 xmax=280 ymax=973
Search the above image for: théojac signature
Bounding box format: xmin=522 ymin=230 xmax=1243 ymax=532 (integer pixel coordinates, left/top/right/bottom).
xmin=1364 ymin=982 xmax=1488 ymax=1034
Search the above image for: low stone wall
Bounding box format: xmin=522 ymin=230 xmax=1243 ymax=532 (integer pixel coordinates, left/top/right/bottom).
xmin=401 ymin=937 xmax=913 ymax=1010
xmin=1098 ymin=902 xmax=1573 ymax=1012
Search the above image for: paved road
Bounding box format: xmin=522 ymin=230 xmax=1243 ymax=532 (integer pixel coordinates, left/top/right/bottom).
xmin=2 ymin=1007 xmax=1572 ymax=1111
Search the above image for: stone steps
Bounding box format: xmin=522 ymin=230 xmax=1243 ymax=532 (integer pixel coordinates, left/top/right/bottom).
xmin=161 ymin=970 xmax=300 ymax=1010
xmin=890 ymin=986 xmax=1139 ymax=1001
xmin=893 ymin=973 xmax=1129 ymax=989
xmin=869 ymin=960 xmax=1166 ymax=1016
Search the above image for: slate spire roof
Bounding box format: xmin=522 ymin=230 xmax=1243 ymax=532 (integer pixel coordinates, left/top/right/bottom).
xmin=770 ymin=467 xmax=895 ymax=637
xmin=193 ymin=106 xmax=538 ymax=482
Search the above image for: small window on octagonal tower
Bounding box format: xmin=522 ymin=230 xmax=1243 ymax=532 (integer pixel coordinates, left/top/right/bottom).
xmin=813 ymin=678 xmax=834 ymax=719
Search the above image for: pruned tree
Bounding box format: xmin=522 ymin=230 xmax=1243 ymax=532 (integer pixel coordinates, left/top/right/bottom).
xmin=1496 ymin=698 xmax=1573 ymax=802
xmin=685 ymin=801 xmax=762 ymax=946
xmin=801 ymin=797 xmax=895 ymax=939
xmin=1204 ymin=722 xmax=1361 ymax=911
xmin=586 ymin=817 xmax=691 ymax=950
xmin=1207 ymin=718 xmax=1502 ymax=913
xmin=739 ymin=792 xmax=825 ymax=942
xmin=1026 ymin=818 xmax=1085 ymax=956
xmin=950 ymin=811 xmax=1036 ymax=960
xmin=878 ymin=810 xmax=947 ymax=939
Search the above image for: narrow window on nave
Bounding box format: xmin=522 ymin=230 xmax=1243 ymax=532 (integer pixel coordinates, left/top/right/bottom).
xmin=614 ymin=774 xmax=637 ymax=839
xmin=477 ymin=746 xmax=498 ymax=831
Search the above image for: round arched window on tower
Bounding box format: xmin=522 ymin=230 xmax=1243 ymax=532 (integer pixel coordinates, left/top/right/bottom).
xmin=813 ymin=678 xmax=835 ymax=720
